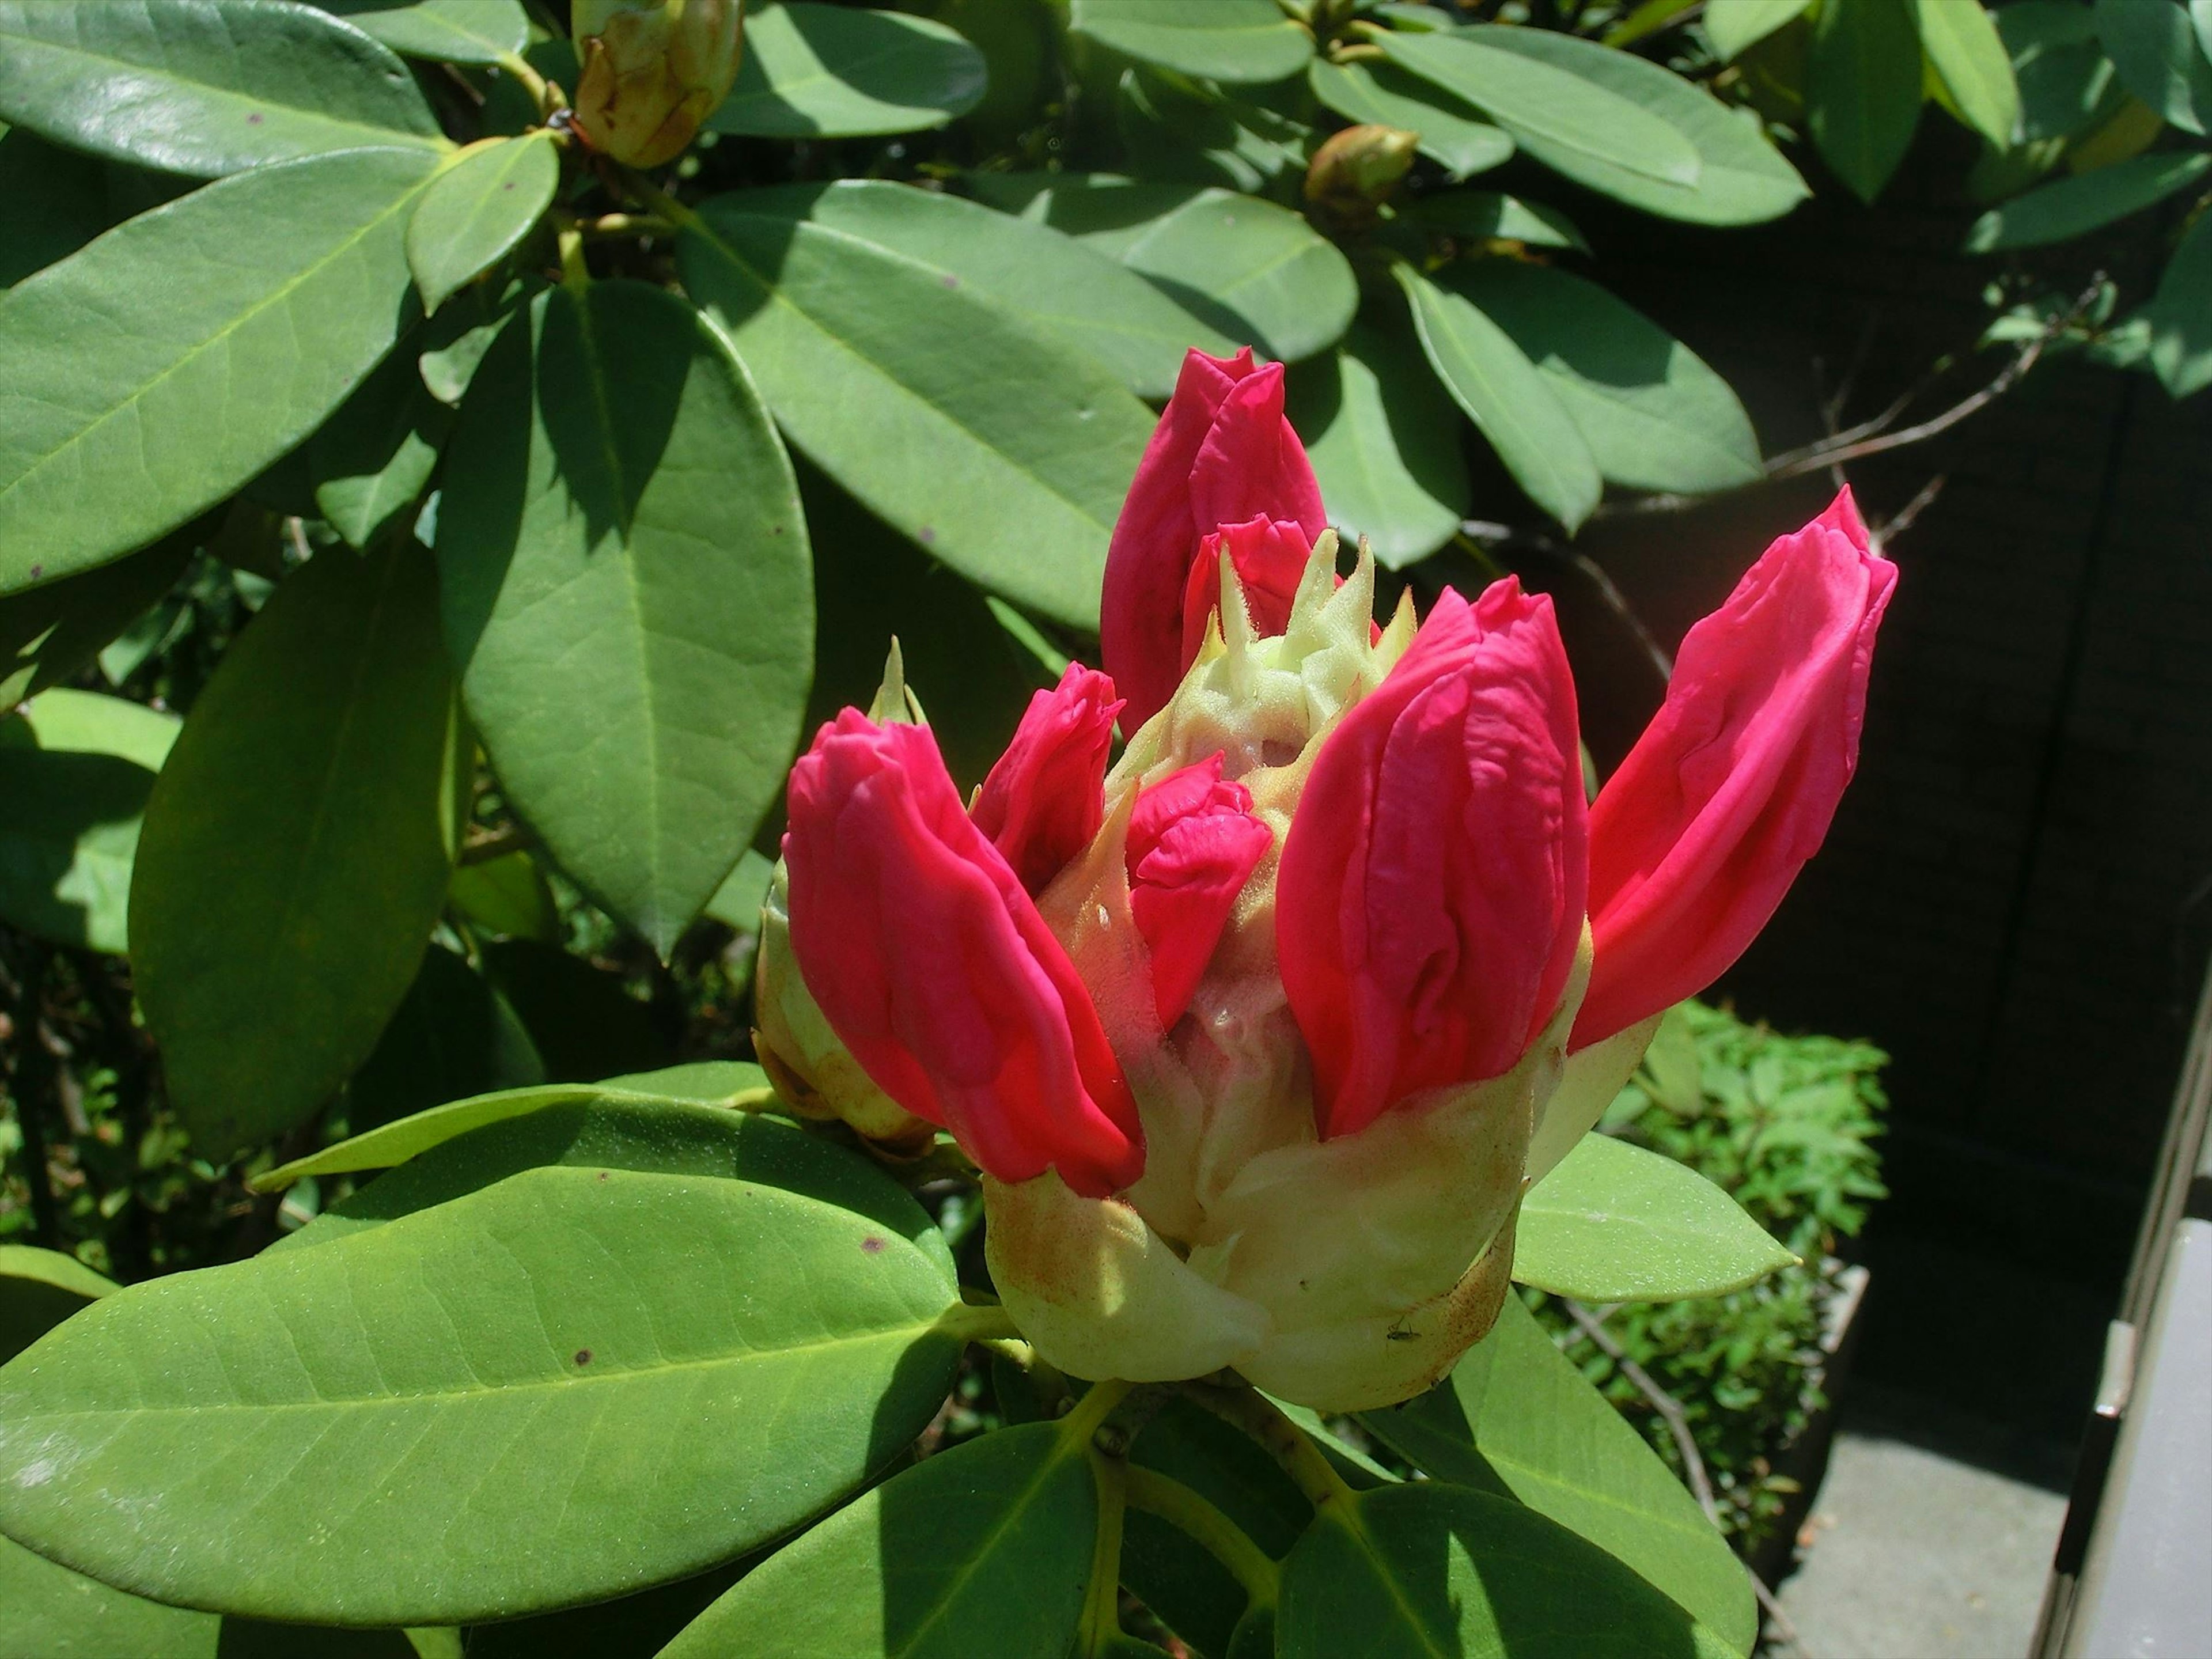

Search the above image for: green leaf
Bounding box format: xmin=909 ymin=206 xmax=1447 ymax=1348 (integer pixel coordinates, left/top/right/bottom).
xmin=346 ymin=942 xmax=545 ymax=1134
xmin=0 ymin=536 xmax=190 ymax=713
xmin=406 ymin=132 xmax=558 ymax=314
xmin=1362 ymin=1298 xmax=1758 ymax=1655
xmin=1372 ymin=28 xmax=1703 ymax=190
xmin=438 ymin=281 xmax=812 ymax=957
xmin=0 ymin=148 xmax=440 ymax=595
xmin=1278 ymin=1483 xmax=1739 ymax=1659
xmin=0 ymin=0 xmax=445 ymax=178
xmin=1914 ymin=0 xmax=2021 ymax=145
xmin=1964 ymin=150 xmax=2212 ymax=249
xmin=662 ymin=1422 xmax=1097 ymax=1658
xmin=1 ymin=1244 xmax=118 ymax=1366
xmin=724 ymin=180 xmax=1236 ymax=400
xmin=478 ymin=937 xmax=666 ymax=1081
xmin=1808 ymin=0 xmax=1926 ymax=203
xmin=460 ymin=1560 xmax=751 ymax=1658
xmin=1514 ymin=1134 xmax=1797 ymax=1301
xmin=1115 ymin=62 xmax=1311 ymax=196
xmin=0 ymin=128 xmax=127 ymax=290
xmin=965 ymin=173 xmax=1359 ymax=365
xmin=254 ymin=1066 xmax=772 ymax=1192
xmin=1451 ymin=262 xmax=1761 ymax=495
xmin=1069 ymin=0 xmax=1313 ymax=84
xmin=309 ymin=344 xmax=454 ymax=550
xmin=1395 ymin=262 xmax=1601 ymax=533
xmin=0 ymin=1532 xmax=218 ymax=1659
xmin=1308 ymin=58 xmax=1514 ymax=179
xmin=0 ymin=689 xmax=177 ymax=954
xmin=1703 ymin=0 xmax=1816 ymax=61
xmin=679 ymin=203 xmax=1156 ymax=631
xmin=1397 ymin=190 xmax=1588 ymax=251
xmin=312 ymin=0 xmax=530 ymax=63
xmin=703 ymin=847 xmax=774 ymax=933
xmin=129 ymin=543 xmax=461 ymax=1155
xmin=709 ymin=2 xmax=987 ymax=138
xmin=2146 ymin=207 xmax=2212 ymax=398
xmin=449 ymin=847 xmax=561 ymax=941
xmin=1286 ymin=316 xmax=1468 ymax=570
xmin=0 ymin=1164 xmax=966 ymax=1625
xmin=2095 ymin=0 xmax=2212 ymax=134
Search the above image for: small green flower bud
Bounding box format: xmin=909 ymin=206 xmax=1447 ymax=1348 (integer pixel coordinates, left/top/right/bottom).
xmin=571 ymin=0 xmax=743 ymax=169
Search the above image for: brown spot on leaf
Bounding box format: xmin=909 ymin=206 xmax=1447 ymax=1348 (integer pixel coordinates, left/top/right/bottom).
xmin=861 ymin=1235 xmax=886 ymax=1255
xmin=574 ymin=1349 xmax=593 ymax=1366
xmin=247 ymin=112 xmax=264 ymax=124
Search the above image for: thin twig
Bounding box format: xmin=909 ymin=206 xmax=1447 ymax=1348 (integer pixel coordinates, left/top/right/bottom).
xmin=1869 ymin=474 xmax=1946 ymax=550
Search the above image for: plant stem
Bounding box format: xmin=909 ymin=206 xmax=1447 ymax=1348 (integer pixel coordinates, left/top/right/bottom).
xmin=1124 ymin=1465 xmax=1281 ymax=1606
xmin=1185 ymin=1382 xmax=1358 ymax=1512
xmin=933 ymin=1301 xmax=1020 ymax=1347
xmin=1073 ymin=1446 xmax=1129 ymax=1657
xmin=496 ymin=50 xmax=554 ymax=118
xmin=554 ymin=214 xmax=590 ymax=291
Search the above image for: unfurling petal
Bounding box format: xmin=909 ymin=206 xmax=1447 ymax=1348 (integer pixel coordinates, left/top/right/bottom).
xmin=1126 ymin=754 xmax=1273 ymax=1027
xmin=971 ymin=665 xmax=1122 ymax=895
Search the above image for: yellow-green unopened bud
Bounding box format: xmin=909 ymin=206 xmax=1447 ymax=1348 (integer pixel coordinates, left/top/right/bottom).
xmin=572 ymin=0 xmax=743 ymax=169
xmin=1304 ymin=123 xmax=1418 ymax=229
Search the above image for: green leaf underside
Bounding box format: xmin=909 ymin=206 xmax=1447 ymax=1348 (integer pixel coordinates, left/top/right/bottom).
xmin=1396 ymin=262 xmax=1601 ymax=533
xmin=0 ymin=1166 xmax=964 ymax=1626
xmin=438 ymin=281 xmax=813 ymax=957
xmin=1 ymin=1531 xmax=218 ymax=1659
xmin=1374 ymin=29 xmax=1702 ymax=190
xmin=1808 ymin=0 xmax=1925 ymax=204
xmin=1277 ymin=1484 xmax=1740 ymax=1659
xmin=965 ymin=173 xmax=1360 ymax=365
xmin=679 ymin=204 xmax=1155 ymax=631
xmin=1964 ymin=150 xmax=2212 ymax=251
xmin=0 ymin=690 xmax=178 ymax=955
xmin=128 ymin=543 xmax=460 ymax=1155
xmin=1287 ymin=317 xmax=1468 ymax=569
xmin=1070 ymin=0 xmax=1314 ymax=84
xmin=1 ymin=1244 xmax=120 ymax=1369
xmin=1442 ymin=27 xmax=1808 ymax=225
xmin=1514 ymin=1134 xmax=1797 ymax=1301
xmin=1361 ymin=1298 xmax=1757 ymax=1654
xmin=0 ymin=0 xmax=444 ymax=179
xmin=1308 ymin=58 xmax=1515 ymax=179
xmin=313 ymin=0 xmax=530 ymax=65
xmin=1703 ymin=0 xmax=1816 ymax=62
xmin=722 ymin=180 xmax=1236 ymax=402
xmin=0 ymin=147 xmax=440 ymax=595
xmin=1914 ymin=0 xmax=2021 ymax=146
xmin=709 ymin=2 xmax=986 ymax=138
xmin=406 ymin=131 xmax=558 ymax=314
xmin=662 ymin=1423 xmax=1097 ymax=1658
xmin=1452 ymin=262 xmax=1761 ymax=494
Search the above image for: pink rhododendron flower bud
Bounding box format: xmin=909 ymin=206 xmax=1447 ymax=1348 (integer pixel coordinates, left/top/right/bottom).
xmin=970 ymin=665 xmax=1122 ymax=896
xmin=1103 ymin=349 xmax=1326 ymax=730
xmin=1125 ymin=754 xmax=1274 ymax=1027
xmin=783 ymin=709 xmax=1143 ymax=1198
xmin=1571 ymin=490 xmax=1896 ymax=1051
xmin=1177 ymin=517 xmax=1312 ymax=677
xmin=1277 ymin=580 xmax=1588 ymax=1140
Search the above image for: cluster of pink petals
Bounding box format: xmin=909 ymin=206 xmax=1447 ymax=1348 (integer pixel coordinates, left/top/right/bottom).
xmin=781 ymin=348 xmax=1896 ymax=1199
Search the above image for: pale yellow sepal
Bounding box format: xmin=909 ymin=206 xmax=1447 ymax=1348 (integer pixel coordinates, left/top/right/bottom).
xmin=1522 ymin=1012 xmax=1664 ymax=1187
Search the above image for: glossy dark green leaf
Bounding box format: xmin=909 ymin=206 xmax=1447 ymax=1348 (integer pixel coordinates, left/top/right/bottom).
xmin=1459 ymin=26 xmax=1809 ymax=224
xmin=0 ymin=148 xmax=440 ymax=594
xmin=0 ymin=536 xmax=190 ymax=712
xmin=0 ymin=1532 xmax=218 ymax=1659
xmin=448 ymin=847 xmax=560 ymax=941
xmin=309 ymin=344 xmax=454 ymax=550
xmin=2095 ymin=0 xmax=2212 ymax=134
xmin=313 ymin=0 xmax=529 ymax=63
xmin=709 ymin=2 xmax=987 ymax=138
xmin=407 ymin=132 xmax=557 ymax=314
xmin=438 ymin=281 xmax=813 ymax=956
xmin=479 ymin=938 xmax=668 ymax=1081
xmin=1308 ymin=57 xmax=1514 ymax=179
xmin=1703 ymin=0 xmax=1815 ymax=61
xmin=1514 ymin=1134 xmax=1796 ymax=1301
xmin=1964 ymin=150 xmax=2212 ymax=250
xmin=2146 ymin=207 xmax=2212 ymax=398
xmin=680 ymin=203 xmax=1154 ymax=630
xmin=1362 ymin=1298 xmax=1756 ymax=1654
xmin=0 ymin=1164 xmax=967 ymax=1625
xmin=721 ymin=180 xmax=1235 ymax=400
xmin=346 ymin=943 xmax=545 ymax=1134
xmin=129 ymin=544 xmax=461 ymax=1154
xmin=1070 ymin=0 xmax=1313 ymax=83
xmin=1115 ymin=62 xmax=1310 ymax=195
xmin=662 ymin=1423 xmax=1097 ymax=1659
xmin=2000 ymin=0 xmax=2126 ymax=144
xmin=1808 ymin=0 xmax=1925 ymax=203
xmin=0 ymin=1244 xmax=116 ymax=1366
xmin=1452 ymin=262 xmax=1760 ymax=494
xmin=1396 ymin=190 xmax=1588 ymax=251
xmin=1914 ymin=0 xmax=2020 ymax=145
xmin=965 ymin=173 xmax=1359 ymax=365
xmin=0 ymin=690 xmax=177 ymax=953
xmin=1396 ymin=262 xmax=1601 ymax=533
xmin=0 ymin=0 xmax=445 ymax=177
xmin=1286 ymin=317 xmax=1468 ymax=569
xmin=1372 ymin=28 xmax=1702 ymax=190
xmin=0 ymin=128 xmax=125 ymax=289
xmin=1277 ymin=1484 xmax=1738 ymax=1658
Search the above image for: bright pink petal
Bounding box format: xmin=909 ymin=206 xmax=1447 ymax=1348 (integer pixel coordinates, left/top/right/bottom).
xmin=971 ymin=664 xmax=1122 ymax=895
xmin=1126 ymin=755 xmax=1272 ymax=1026
xmin=1177 ymin=516 xmax=1315 ymax=672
